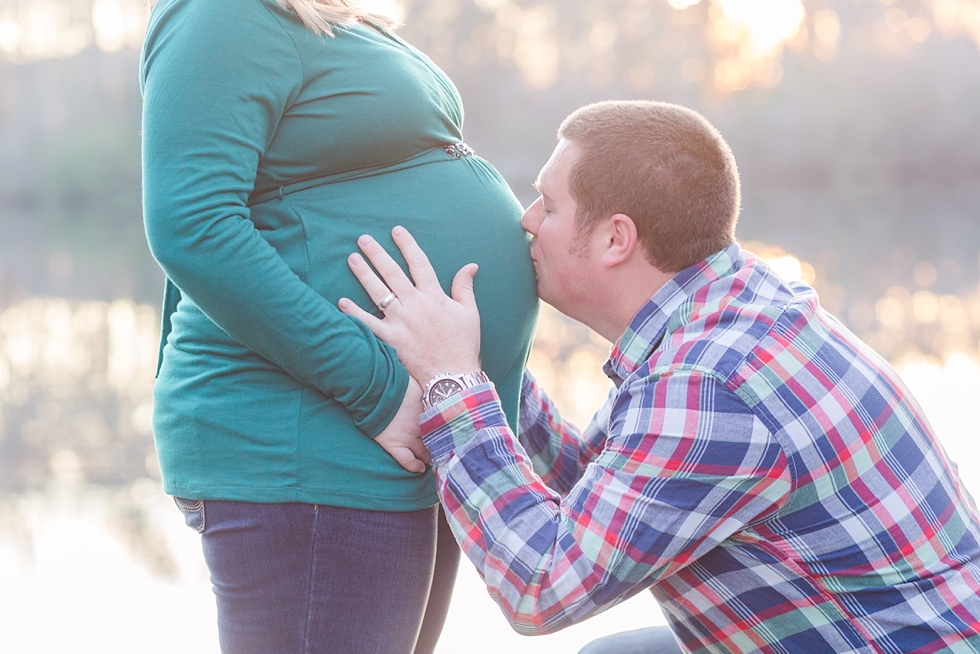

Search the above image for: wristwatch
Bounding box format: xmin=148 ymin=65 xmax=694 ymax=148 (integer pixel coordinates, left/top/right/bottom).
xmin=421 ymin=371 xmax=490 ymax=411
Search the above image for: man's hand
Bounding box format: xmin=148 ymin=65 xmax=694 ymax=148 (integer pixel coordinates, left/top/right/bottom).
xmin=375 ymin=376 xmax=430 ymax=473
xmin=338 ymin=226 xmax=482 ymax=385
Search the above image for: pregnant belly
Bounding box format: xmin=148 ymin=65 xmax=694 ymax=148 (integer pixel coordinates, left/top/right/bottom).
xmin=281 ymin=155 xmax=539 ymax=396
xmin=282 ymin=158 xmax=531 ymax=297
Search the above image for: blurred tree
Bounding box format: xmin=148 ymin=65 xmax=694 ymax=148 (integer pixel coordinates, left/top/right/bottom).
xmin=0 ymin=0 xmax=977 ymax=497
xmin=395 ymin=0 xmax=980 ymax=309
xmin=40 ymin=121 xmax=148 ymax=298
xmin=0 ymin=0 xmax=976 ymax=310
xmin=0 ymin=45 xmax=157 ymax=302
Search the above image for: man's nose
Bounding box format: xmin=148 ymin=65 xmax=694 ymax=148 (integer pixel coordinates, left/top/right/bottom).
xmin=521 ymin=199 xmax=542 ymax=235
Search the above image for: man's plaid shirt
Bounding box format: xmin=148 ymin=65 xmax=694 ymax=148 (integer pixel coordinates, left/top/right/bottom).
xmin=420 ymin=243 xmax=980 ymax=653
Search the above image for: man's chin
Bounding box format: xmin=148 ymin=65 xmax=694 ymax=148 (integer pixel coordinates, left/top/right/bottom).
xmin=535 ymin=283 xmax=560 ymax=310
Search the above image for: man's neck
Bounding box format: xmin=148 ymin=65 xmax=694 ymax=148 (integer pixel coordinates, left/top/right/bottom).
xmin=572 ymin=265 xmax=675 ymax=343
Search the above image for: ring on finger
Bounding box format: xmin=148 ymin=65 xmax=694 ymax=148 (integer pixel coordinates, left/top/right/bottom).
xmin=378 ymin=291 xmax=397 ymax=311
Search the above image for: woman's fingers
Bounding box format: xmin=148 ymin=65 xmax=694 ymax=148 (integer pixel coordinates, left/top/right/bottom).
xmin=357 ymin=235 xmax=415 ymax=298
xmin=391 ymin=226 xmax=441 ymax=291
xmin=386 ymin=446 xmax=426 ymax=474
xmin=408 ymin=438 xmax=431 ymax=466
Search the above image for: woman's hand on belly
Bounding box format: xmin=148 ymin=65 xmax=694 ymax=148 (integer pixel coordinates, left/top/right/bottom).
xmin=375 ymin=377 xmax=430 ymax=474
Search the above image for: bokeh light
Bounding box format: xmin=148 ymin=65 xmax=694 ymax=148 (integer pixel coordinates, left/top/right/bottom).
xmin=1 ymin=0 xmax=980 ymax=92
xmin=0 ymin=0 xmax=145 ymax=61
xmin=1 ymin=1 xmax=979 ymax=652
xmin=91 ymin=0 xmax=145 ymax=53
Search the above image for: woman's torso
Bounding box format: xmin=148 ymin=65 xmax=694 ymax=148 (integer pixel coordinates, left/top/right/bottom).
xmin=147 ymin=0 xmax=539 ymax=509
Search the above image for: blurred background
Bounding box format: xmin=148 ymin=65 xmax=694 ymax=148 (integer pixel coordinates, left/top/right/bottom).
xmin=0 ymin=0 xmax=979 ymax=651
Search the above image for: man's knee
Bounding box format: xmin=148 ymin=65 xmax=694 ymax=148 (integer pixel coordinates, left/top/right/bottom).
xmin=578 ymin=625 xmax=682 ymax=654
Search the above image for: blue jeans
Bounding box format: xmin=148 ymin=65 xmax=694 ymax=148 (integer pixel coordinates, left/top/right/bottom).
xmin=578 ymin=626 xmax=683 ymax=654
xmin=414 ymin=505 xmax=460 ymax=654
xmin=175 ymin=498 xmax=455 ymax=654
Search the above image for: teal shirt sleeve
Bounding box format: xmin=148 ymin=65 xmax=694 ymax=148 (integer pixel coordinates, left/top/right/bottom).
xmin=140 ymin=0 xmax=408 ymax=437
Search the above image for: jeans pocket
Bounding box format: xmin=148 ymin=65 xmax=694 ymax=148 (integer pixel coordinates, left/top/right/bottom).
xmin=174 ymin=496 xmax=206 ymax=533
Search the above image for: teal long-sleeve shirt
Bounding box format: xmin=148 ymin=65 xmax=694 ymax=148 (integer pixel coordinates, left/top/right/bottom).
xmin=140 ymin=0 xmax=538 ymax=509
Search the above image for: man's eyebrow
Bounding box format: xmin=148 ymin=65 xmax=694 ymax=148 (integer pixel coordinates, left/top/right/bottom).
xmin=532 ymin=179 xmax=552 ymax=202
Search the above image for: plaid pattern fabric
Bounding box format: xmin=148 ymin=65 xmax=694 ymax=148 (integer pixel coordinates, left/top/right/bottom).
xmin=420 ymin=243 xmax=980 ymax=653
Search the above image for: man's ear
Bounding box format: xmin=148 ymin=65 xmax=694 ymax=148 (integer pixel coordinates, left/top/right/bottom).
xmin=601 ymin=213 xmax=639 ymax=268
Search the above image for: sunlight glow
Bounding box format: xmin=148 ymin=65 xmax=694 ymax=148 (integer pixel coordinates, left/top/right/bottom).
xmin=718 ymin=0 xmax=806 ymax=55
xmin=14 ymin=1 xmax=87 ymax=60
xmin=0 ymin=0 xmax=147 ymax=61
xmin=0 ymin=18 xmax=22 ymax=53
xmin=527 ymin=304 xmax=612 ymax=428
xmin=359 ymin=0 xmax=407 ymax=24
xmin=897 ymin=353 xmax=980 ymax=490
xmin=92 ymin=0 xmax=146 ymax=53
xmin=743 ymin=243 xmax=816 ymax=286
xmin=932 ymin=0 xmax=980 ymax=48
xmin=0 ymin=0 xmax=977 ymax=94
xmin=668 ymin=0 xmax=703 ymax=9
xmin=0 ymin=298 xmax=158 ymax=398
xmin=812 ymin=9 xmax=841 ymax=60
xmin=769 ymin=255 xmax=805 ymax=283
xmin=495 ymin=2 xmax=560 ymax=89
xmin=709 ymin=0 xmax=805 ymax=91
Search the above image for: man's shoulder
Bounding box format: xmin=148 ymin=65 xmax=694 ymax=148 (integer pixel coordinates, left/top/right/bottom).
xmin=645 ymin=262 xmax=825 ymax=384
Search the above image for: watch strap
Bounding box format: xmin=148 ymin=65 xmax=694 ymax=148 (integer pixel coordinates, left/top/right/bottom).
xmin=422 ymin=371 xmax=490 ymax=411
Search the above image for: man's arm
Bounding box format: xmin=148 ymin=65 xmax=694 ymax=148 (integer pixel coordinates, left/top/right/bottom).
xmin=422 ymin=370 xmax=791 ymax=634
xmin=518 ymin=371 xmax=613 ymax=496
xmin=338 ymin=227 xmax=793 ymax=633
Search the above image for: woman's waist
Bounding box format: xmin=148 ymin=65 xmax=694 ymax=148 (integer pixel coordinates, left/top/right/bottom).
xmin=249 ymin=142 xmax=496 ymax=206
xmin=152 ymin=368 xmax=439 ymax=507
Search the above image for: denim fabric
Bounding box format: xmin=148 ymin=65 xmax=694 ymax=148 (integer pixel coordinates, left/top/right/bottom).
xmin=174 ymin=497 xmax=205 ymax=532
xmin=578 ymin=626 xmax=683 ymax=654
xmin=413 ymin=505 xmax=460 ymax=654
xmin=175 ymin=499 xmax=442 ymax=654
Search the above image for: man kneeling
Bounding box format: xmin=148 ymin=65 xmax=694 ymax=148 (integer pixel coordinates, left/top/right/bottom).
xmin=340 ymin=101 xmax=980 ymax=653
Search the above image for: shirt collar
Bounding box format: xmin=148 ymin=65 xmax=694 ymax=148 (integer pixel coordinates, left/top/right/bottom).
xmin=603 ymin=243 xmax=744 ymax=386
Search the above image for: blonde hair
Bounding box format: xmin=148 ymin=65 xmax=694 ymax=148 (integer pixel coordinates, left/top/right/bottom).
xmin=274 ymin=0 xmax=399 ymax=36
xmin=146 ymin=0 xmax=400 ymax=36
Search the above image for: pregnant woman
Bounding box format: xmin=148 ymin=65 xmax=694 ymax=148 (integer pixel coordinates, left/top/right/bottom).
xmin=140 ymin=0 xmax=538 ymax=651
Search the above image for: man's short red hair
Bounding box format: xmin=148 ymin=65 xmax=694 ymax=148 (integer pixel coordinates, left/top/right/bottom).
xmin=558 ymin=101 xmax=740 ymax=272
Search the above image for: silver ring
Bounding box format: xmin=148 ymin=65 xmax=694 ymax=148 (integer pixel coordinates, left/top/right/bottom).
xmin=378 ymin=291 xmax=397 ymax=311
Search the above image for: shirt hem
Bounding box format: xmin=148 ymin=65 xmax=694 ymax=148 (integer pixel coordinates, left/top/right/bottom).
xmin=163 ymin=482 xmax=439 ymax=512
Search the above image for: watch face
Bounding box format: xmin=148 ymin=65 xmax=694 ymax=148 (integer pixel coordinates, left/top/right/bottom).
xmin=428 ymin=379 xmax=464 ymax=406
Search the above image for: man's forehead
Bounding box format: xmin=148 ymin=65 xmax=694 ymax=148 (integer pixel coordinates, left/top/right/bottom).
xmin=535 ymin=139 xmax=575 ymax=196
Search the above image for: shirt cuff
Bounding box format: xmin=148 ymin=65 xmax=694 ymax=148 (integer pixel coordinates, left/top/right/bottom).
xmin=420 ymin=382 xmax=509 ymax=461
